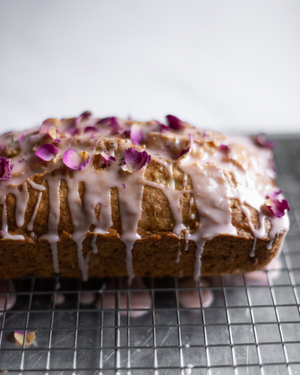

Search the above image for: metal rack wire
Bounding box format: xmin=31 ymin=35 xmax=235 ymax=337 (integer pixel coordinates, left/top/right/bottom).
xmin=1 ymin=135 xmax=300 ymax=374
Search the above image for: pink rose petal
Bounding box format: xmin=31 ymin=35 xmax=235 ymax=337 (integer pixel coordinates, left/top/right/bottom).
xmin=154 ymin=120 xmax=169 ymax=133
xmin=256 ymin=133 xmax=274 ymax=149
xmin=63 ymin=149 xmax=91 ymax=170
xmin=120 ymin=130 xmax=131 ymax=138
xmin=219 ymin=144 xmax=229 ymax=151
xmin=100 ymin=151 xmax=116 ymax=167
xmin=130 ymin=124 xmax=144 ymax=145
xmin=75 ymin=111 xmax=92 ymax=125
xmin=84 ymin=126 xmax=98 ymax=133
xmin=97 ymin=117 xmax=120 ymax=134
xmin=121 ymin=148 xmax=151 ymax=173
xmin=0 ymin=157 xmax=13 ymax=180
xmin=19 ymin=134 xmax=25 ymax=143
xmin=68 ymin=127 xmax=83 ymax=137
xmin=160 ymin=124 xmax=170 ymax=133
xmin=166 ymin=114 xmax=184 ymax=131
xmin=35 ymin=144 xmax=60 ymax=162
xmin=122 ymin=183 xmax=126 ymax=189
xmin=265 ymin=190 xmax=290 ymax=218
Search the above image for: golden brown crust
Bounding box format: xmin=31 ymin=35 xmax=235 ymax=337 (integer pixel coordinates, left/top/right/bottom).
xmin=0 ymin=231 xmax=284 ymax=279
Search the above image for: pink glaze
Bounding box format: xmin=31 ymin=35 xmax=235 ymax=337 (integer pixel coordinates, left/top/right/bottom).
xmin=178 ymin=278 xmax=214 ymax=308
xmin=0 ymin=116 xmax=290 ymax=281
xmin=97 ymin=278 xmax=151 ymax=317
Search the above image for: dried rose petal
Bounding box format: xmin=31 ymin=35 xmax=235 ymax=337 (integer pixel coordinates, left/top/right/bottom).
xmin=100 ymin=151 xmax=116 ymax=167
xmin=160 ymin=124 xmax=170 ymax=133
xmin=84 ymin=126 xmax=98 ymax=133
xmin=97 ymin=117 xmax=120 ymax=134
xmin=166 ymin=114 xmax=184 ymax=131
xmin=154 ymin=120 xmax=169 ymax=133
xmin=35 ymin=144 xmax=60 ymax=162
xmin=0 ymin=145 xmax=6 ymax=150
xmin=121 ymin=148 xmax=151 ymax=173
xmin=19 ymin=134 xmax=25 ymax=143
xmin=256 ymin=133 xmax=274 ymax=149
xmin=63 ymin=149 xmax=91 ymax=170
xmin=68 ymin=127 xmax=82 ymax=137
xmin=0 ymin=157 xmax=13 ymax=180
xmin=130 ymin=124 xmax=144 ymax=145
xmin=14 ymin=330 xmax=36 ymax=348
xmin=75 ymin=111 xmax=92 ymax=125
xmin=173 ymin=134 xmax=194 ymax=159
xmin=121 ymin=130 xmax=131 ymax=138
xmin=19 ymin=158 xmax=25 ymax=163
xmin=122 ymin=183 xmax=126 ymax=189
xmin=266 ymin=190 xmax=290 ymax=218
xmin=219 ymin=144 xmax=229 ymax=151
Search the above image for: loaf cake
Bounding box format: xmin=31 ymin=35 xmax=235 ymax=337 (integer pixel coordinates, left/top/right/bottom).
xmin=0 ymin=113 xmax=290 ymax=280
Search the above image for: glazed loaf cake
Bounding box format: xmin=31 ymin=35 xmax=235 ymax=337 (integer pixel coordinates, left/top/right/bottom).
xmin=0 ymin=113 xmax=290 ymax=280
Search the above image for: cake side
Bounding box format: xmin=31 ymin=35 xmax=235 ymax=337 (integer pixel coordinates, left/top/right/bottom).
xmin=0 ymin=114 xmax=290 ymax=279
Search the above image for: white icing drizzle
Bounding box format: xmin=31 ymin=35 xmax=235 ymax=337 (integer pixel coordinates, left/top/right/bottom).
xmin=119 ymin=180 xmax=144 ymax=282
xmin=250 ymin=238 xmax=257 ymax=258
xmin=1 ymin=198 xmax=24 ymax=241
xmin=27 ymin=179 xmax=46 ymax=191
xmin=0 ymin=117 xmax=290 ymax=281
xmin=184 ymin=229 xmax=190 ymax=251
xmin=67 ymin=178 xmax=90 ymax=281
xmin=91 ymin=233 xmax=98 ymax=253
xmin=193 ymin=240 xmax=206 ymax=280
xmin=41 ymin=176 xmax=61 ymax=274
xmin=27 ymin=191 xmax=42 ymax=231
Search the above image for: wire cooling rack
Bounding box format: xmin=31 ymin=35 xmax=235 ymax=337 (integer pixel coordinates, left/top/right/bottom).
xmin=1 ymin=135 xmax=300 ymax=375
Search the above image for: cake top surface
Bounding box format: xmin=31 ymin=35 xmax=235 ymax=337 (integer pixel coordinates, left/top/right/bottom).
xmin=0 ymin=113 xmax=290 ymax=280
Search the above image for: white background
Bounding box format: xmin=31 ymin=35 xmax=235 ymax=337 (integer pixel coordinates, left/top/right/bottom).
xmin=0 ymin=0 xmax=300 ymax=134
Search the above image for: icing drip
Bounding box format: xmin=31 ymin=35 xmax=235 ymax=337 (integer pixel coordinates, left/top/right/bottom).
xmin=27 ymin=179 xmax=46 ymax=191
xmin=91 ymin=233 xmax=98 ymax=253
xmin=193 ymin=240 xmax=206 ymax=281
xmin=184 ymin=228 xmax=190 ymax=251
xmin=119 ymin=180 xmax=145 ymax=282
xmin=41 ymin=176 xmax=61 ymax=274
xmin=250 ymin=238 xmax=257 ymax=258
xmin=1 ymin=199 xmax=24 ymax=240
xmin=27 ymin=191 xmax=42 ymax=231
xmin=15 ymin=182 xmax=30 ymax=228
xmin=241 ymin=205 xmax=267 ymax=239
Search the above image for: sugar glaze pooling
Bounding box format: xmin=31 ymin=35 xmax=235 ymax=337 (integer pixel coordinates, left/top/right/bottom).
xmin=0 ymin=115 xmax=290 ymax=280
